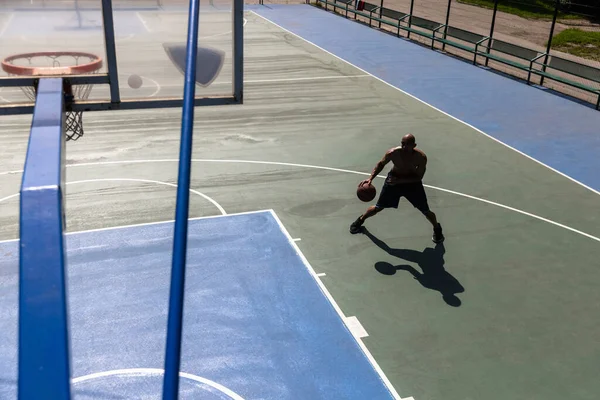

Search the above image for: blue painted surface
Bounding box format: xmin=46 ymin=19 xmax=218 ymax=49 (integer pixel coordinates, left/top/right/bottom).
xmin=19 ymin=79 xmax=70 ymax=400
xmin=251 ymin=4 xmax=600 ymax=192
xmin=0 ymin=212 xmax=394 ymax=399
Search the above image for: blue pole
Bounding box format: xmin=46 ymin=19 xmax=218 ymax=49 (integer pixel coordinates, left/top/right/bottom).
xmin=162 ymin=0 xmax=201 ymax=398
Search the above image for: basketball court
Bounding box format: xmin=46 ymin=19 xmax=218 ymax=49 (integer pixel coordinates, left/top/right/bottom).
xmin=1 ymin=2 xmax=599 ymax=400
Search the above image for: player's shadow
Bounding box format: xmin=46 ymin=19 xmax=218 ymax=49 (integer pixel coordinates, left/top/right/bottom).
xmin=362 ymin=228 xmax=464 ymax=307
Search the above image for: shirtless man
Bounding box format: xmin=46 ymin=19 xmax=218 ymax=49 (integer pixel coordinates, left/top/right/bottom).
xmin=350 ymin=134 xmax=444 ymax=243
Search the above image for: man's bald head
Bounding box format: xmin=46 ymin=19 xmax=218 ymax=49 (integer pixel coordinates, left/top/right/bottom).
xmin=402 ymin=134 xmax=415 ymax=144
xmin=401 ymin=134 xmax=416 ymax=151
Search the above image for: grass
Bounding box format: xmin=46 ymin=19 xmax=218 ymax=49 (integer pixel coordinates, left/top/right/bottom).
xmin=457 ymin=0 xmax=580 ymax=20
xmin=551 ymin=28 xmax=600 ymax=61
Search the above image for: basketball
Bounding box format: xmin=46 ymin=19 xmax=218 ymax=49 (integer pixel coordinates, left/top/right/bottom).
xmin=128 ymin=74 xmax=143 ymax=89
xmin=357 ymin=181 xmax=376 ymax=202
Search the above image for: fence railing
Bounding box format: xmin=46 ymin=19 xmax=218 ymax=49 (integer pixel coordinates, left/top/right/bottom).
xmin=311 ymin=0 xmax=600 ymax=109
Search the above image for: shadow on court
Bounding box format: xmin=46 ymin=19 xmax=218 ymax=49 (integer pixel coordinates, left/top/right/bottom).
xmin=362 ymin=228 xmax=465 ymax=307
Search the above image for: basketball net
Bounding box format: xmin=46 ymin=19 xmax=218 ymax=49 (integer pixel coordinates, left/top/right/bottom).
xmin=1 ymin=52 xmax=103 ymax=141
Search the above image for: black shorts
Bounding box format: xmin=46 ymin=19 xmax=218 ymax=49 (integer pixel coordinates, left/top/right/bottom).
xmin=375 ymin=180 xmax=430 ymax=214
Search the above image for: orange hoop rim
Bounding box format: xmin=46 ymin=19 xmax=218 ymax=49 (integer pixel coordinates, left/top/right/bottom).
xmin=1 ymin=51 xmax=103 ymax=77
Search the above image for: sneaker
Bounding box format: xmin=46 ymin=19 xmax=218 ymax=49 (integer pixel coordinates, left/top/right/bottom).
xmin=432 ymin=223 xmax=444 ymax=243
xmin=350 ymin=217 xmax=364 ymax=234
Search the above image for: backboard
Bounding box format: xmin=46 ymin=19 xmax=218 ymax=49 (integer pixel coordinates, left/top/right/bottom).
xmin=0 ymin=0 xmax=243 ymax=116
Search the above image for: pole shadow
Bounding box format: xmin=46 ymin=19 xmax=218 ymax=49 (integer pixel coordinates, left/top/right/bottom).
xmin=362 ymin=228 xmax=465 ymax=307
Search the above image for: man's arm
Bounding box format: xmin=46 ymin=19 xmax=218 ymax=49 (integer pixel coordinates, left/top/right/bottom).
xmin=414 ymin=154 xmax=427 ymax=180
xmin=365 ymin=149 xmax=393 ymax=185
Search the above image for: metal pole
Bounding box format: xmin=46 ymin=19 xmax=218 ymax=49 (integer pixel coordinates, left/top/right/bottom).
xmin=233 ymin=0 xmax=243 ymax=102
xmin=485 ymin=0 xmax=499 ymax=67
xmin=162 ymin=0 xmax=202 ymax=398
xmin=101 ymin=0 xmax=120 ymax=104
xmin=442 ymin=0 xmax=452 ymax=51
xmin=540 ymin=0 xmax=559 ymax=85
xmin=407 ymin=0 xmax=415 ymax=38
xmin=379 ymin=0 xmax=384 ymax=29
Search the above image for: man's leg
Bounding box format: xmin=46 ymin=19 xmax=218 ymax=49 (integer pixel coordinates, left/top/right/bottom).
xmin=405 ymin=182 xmax=444 ymax=243
xmin=426 ymin=211 xmax=444 ymax=243
xmin=350 ymin=183 xmax=399 ymax=234
xmin=350 ymin=205 xmax=382 ymax=234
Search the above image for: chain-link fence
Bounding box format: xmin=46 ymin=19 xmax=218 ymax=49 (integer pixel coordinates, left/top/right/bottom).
xmin=311 ymin=0 xmax=600 ymax=108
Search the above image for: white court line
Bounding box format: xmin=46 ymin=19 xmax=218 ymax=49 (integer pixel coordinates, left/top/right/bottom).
xmin=136 ymin=12 xmax=152 ymax=33
xmin=250 ymin=11 xmax=600 ymax=197
xmin=0 ymin=209 xmax=272 ymax=245
xmin=243 ymin=74 xmax=370 ymax=84
xmin=0 ymin=177 xmax=226 ymax=215
xmin=138 ymin=74 xmax=371 ymax=89
xmin=2 ymin=158 xmax=594 ymax=243
xmin=72 ymin=368 xmax=245 ymax=400
xmin=269 ymin=209 xmax=404 ymax=399
xmin=0 ymin=14 xmax=14 ymax=37
xmin=201 ymin=17 xmax=247 ymax=39
xmin=0 ymin=74 xmax=367 ymax=103
xmin=293 ymin=237 xmax=301 ymax=241
xmin=316 ymin=272 xmax=326 ymax=277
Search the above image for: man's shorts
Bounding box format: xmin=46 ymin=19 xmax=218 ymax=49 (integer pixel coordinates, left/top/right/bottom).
xmin=375 ymin=180 xmax=430 ymax=214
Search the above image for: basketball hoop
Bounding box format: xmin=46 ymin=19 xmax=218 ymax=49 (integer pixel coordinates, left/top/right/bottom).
xmin=1 ymin=51 xmax=103 ymax=141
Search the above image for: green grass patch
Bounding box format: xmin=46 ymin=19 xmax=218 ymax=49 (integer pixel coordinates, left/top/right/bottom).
xmin=551 ymin=28 xmax=600 ymax=61
xmin=457 ymin=0 xmax=579 ymax=20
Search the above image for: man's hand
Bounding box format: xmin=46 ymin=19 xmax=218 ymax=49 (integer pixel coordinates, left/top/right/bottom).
xmin=359 ymin=178 xmax=372 ymax=187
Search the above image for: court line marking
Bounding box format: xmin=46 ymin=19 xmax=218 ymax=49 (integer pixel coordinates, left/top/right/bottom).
xmin=250 ymin=10 xmax=600 ymax=197
xmin=0 ymin=209 xmax=271 ymax=244
xmin=0 ymin=159 xmax=598 ymax=243
xmin=0 ymin=13 xmax=15 ymax=37
xmin=136 ymin=11 xmax=151 ymax=33
xmin=0 ymin=74 xmax=367 ymax=103
xmin=0 ymin=178 xmax=227 ymax=215
xmin=317 ymin=272 xmax=326 ymax=276
xmin=72 ymin=367 xmax=245 ymax=400
xmin=269 ymin=209 xmax=403 ymax=399
xmin=201 ymin=17 xmax=247 ymax=39
xmin=2 ymin=158 xmax=594 ymax=243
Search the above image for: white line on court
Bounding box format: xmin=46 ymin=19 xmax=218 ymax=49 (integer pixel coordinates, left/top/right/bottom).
xmin=317 ymin=272 xmax=326 ymax=277
xmin=0 ymin=13 xmax=14 ymax=37
xmin=200 ymin=17 xmax=247 ymax=39
xmin=136 ymin=12 xmax=152 ymax=33
xmin=345 ymin=315 xmax=369 ymax=338
xmin=2 ymin=158 xmax=594 ymax=243
xmin=250 ymin=11 xmax=600 ymax=198
xmin=0 ymin=74 xmax=367 ymax=103
xmin=0 ymin=177 xmax=227 ymax=215
xmin=269 ymin=209 xmax=404 ymax=400
xmin=293 ymin=238 xmax=301 ymax=241
xmin=0 ymin=209 xmax=272 ymax=244
xmin=242 ymin=74 xmax=370 ymax=84
xmin=72 ymin=368 xmax=245 ymax=400
xmin=135 ymin=74 xmax=371 ymax=89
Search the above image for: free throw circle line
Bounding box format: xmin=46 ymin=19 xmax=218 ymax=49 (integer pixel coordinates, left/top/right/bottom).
xmin=0 ymin=177 xmax=227 ymax=216
xmin=72 ymin=367 xmax=245 ymax=400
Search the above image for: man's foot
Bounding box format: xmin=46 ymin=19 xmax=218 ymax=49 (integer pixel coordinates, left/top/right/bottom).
xmin=432 ymin=223 xmax=444 ymax=243
xmin=350 ymin=217 xmax=364 ymax=234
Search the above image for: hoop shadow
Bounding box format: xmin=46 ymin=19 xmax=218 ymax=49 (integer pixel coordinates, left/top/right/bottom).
xmin=362 ymin=228 xmax=464 ymax=307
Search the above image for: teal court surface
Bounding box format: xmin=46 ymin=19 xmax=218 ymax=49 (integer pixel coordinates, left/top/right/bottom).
xmin=1 ymin=4 xmax=600 ymax=400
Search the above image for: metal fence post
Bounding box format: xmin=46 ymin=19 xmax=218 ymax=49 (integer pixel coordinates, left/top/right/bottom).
xmin=442 ymin=0 xmax=452 ymax=51
xmin=379 ymin=0 xmax=384 ymax=28
xmin=540 ymin=0 xmax=560 ymax=86
xmin=485 ymin=0 xmax=499 ymax=67
xmin=407 ymin=0 xmax=415 ymax=39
